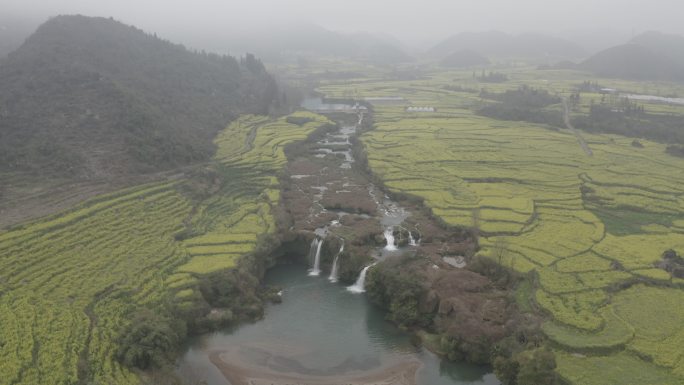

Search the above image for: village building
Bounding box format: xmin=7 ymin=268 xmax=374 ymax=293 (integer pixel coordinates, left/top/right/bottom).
xmin=405 ymin=106 xmax=437 ymax=112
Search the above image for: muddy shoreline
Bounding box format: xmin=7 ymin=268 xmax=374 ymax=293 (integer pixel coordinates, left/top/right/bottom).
xmin=208 ymin=349 xmax=421 ymax=385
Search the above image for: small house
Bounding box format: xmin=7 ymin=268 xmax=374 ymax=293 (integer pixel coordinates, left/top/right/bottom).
xmin=405 ymin=106 xmax=436 ymax=112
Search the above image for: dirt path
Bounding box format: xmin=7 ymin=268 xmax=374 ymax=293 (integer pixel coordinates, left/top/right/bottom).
xmin=562 ymin=97 xmax=593 ymax=156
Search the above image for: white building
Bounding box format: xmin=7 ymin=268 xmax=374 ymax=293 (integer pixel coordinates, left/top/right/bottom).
xmin=405 ymin=106 xmax=436 ymax=112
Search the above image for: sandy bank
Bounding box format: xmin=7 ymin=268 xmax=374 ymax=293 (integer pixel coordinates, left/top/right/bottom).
xmin=208 ymin=348 xmax=420 ymax=385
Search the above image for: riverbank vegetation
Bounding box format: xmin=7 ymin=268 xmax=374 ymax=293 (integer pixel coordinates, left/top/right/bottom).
xmin=365 ymin=254 xmax=557 ymax=385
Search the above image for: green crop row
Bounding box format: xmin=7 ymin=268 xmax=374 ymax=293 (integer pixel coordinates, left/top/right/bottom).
xmin=329 ymin=68 xmax=684 ymax=384
xmin=0 ymin=111 xmax=329 ymax=384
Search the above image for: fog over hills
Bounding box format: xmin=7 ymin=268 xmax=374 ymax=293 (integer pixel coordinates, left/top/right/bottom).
xmin=578 ymin=31 xmax=684 ymax=81
xmin=0 ymin=15 xmax=278 ymax=179
xmin=3 ymin=0 xmax=684 ymax=61
xmin=630 ymin=31 xmax=684 ymax=63
xmin=176 ymin=23 xmax=415 ymax=64
xmin=5 ymin=0 xmax=684 ymax=47
xmin=2 ymin=3 xmax=684 ymax=385
xmin=440 ymin=49 xmax=491 ymax=68
xmin=429 ymin=31 xmax=587 ymax=62
xmin=0 ymin=15 xmax=40 ymax=59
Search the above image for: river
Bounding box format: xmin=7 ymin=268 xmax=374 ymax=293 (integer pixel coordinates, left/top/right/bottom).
xmin=176 ymin=98 xmax=500 ymax=385
xmin=176 ymin=264 xmax=499 ymax=385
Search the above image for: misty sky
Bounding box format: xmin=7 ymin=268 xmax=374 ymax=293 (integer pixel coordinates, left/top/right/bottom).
xmin=5 ymin=0 xmax=684 ymax=46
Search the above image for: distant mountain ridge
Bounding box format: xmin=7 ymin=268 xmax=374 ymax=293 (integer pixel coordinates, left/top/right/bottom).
xmin=440 ymin=49 xmax=490 ymax=68
xmin=578 ymin=31 xmax=684 ymax=81
xmin=194 ymin=23 xmax=414 ymax=65
xmin=630 ymin=31 xmax=684 ymax=63
xmin=429 ymin=31 xmax=586 ymax=61
xmin=0 ymin=15 xmax=278 ymax=179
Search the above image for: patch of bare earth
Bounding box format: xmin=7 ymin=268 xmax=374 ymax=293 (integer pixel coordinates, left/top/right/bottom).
xmin=208 ymin=348 xmax=420 ymax=385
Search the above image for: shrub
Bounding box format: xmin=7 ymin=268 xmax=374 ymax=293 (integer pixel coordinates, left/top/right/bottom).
xmin=365 ymin=255 xmax=431 ymax=327
xmin=494 ymin=348 xmax=558 ymax=385
xmin=516 ymin=348 xmax=558 ymax=385
xmin=117 ymin=309 xmax=186 ymax=370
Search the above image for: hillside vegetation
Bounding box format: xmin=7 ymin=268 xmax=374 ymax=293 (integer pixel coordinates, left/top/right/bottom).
xmin=0 ymin=111 xmax=330 ymax=384
xmin=0 ymin=15 xmax=279 ymax=179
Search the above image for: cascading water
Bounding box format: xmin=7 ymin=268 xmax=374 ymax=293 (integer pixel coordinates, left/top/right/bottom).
xmin=308 ymin=238 xmax=323 ymax=276
xmin=409 ymin=231 xmax=418 ymax=246
xmin=384 ymin=227 xmax=397 ymax=251
xmin=308 ymin=238 xmax=318 ymax=262
xmin=347 ymin=264 xmax=374 ymax=293
xmin=328 ymin=241 xmax=344 ymax=283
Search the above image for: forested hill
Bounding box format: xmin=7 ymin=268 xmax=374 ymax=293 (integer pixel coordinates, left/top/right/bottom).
xmin=580 ymin=44 xmax=684 ymax=81
xmin=579 ymin=32 xmax=684 ymax=81
xmin=0 ymin=15 xmax=279 ymax=179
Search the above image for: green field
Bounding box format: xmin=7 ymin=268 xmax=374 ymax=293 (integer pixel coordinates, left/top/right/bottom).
xmin=4 ymin=57 xmax=684 ymax=384
xmin=0 ymin=111 xmax=328 ymax=384
xmin=312 ymin=67 xmax=684 ymax=384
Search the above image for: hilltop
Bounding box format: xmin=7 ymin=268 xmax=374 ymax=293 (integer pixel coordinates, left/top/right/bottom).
xmin=580 ymin=44 xmax=684 ymax=81
xmin=579 ymin=31 xmax=684 ymax=81
xmin=428 ymin=31 xmax=586 ymax=62
xmin=0 ymin=15 xmax=279 ymax=180
xmin=630 ymin=31 xmax=684 ymax=64
xmin=190 ymin=23 xmax=414 ymax=64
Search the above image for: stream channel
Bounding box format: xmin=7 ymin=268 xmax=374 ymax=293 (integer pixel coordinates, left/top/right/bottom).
xmin=176 ymin=99 xmax=500 ymax=385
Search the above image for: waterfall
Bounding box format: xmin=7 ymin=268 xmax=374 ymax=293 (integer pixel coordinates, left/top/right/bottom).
xmin=308 ymin=238 xmax=318 ymax=264
xmin=308 ymin=238 xmax=323 ymax=276
xmin=328 ymin=241 xmax=344 ymax=283
xmin=384 ymin=227 xmax=397 ymax=251
xmin=409 ymin=231 xmax=418 ymax=246
xmin=347 ymin=264 xmax=373 ymax=293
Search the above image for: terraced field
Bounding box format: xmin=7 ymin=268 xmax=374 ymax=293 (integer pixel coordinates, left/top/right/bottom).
xmin=170 ymin=112 xmax=331 ymax=302
xmin=315 ymin=69 xmax=684 ymax=384
xmin=0 ymin=111 xmax=328 ymax=384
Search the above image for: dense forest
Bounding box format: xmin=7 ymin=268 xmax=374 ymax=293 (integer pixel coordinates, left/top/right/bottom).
xmin=477 ymin=85 xmax=684 ymax=148
xmin=0 ymin=15 xmax=279 ymax=179
xmin=477 ymin=86 xmax=563 ymax=126
xmin=572 ymin=99 xmax=684 ymax=144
